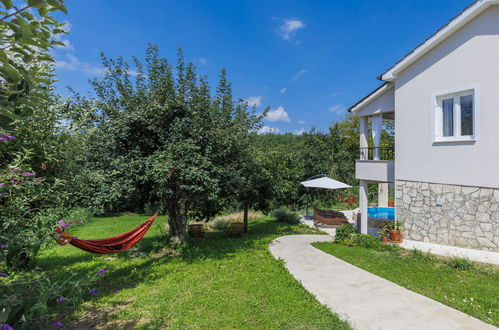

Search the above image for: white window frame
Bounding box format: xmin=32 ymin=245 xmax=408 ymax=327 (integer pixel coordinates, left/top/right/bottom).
xmin=433 ymin=86 xmax=479 ymax=143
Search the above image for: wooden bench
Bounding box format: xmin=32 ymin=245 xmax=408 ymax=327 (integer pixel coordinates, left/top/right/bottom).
xmin=313 ymin=207 xmax=349 ymax=227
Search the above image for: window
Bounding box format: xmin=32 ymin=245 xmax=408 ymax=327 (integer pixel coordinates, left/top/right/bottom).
xmin=435 ymin=90 xmax=475 ymax=142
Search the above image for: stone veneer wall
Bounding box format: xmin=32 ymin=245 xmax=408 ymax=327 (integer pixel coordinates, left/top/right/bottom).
xmin=395 ymin=180 xmax=499 ymax=251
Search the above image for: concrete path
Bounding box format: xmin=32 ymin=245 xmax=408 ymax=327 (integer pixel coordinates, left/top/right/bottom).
xmin=269 ymin=235 xmax=495 ymax=330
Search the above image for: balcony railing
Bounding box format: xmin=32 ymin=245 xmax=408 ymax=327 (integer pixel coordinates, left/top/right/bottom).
xmin=359 ymin=147 xmax=394 ymax=160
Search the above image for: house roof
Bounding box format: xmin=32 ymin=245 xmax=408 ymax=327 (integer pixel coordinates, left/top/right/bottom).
xmin=348 ymin=0 xmax=499 ymax=112
xmin=380 ymin=0 xmax=499 ymax=81
xmin=348 ymin=82 xmax=392 ymax=113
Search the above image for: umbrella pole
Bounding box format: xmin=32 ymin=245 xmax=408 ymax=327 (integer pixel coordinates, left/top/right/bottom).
xmin=305 ymin=188 xmax=309 ymax=218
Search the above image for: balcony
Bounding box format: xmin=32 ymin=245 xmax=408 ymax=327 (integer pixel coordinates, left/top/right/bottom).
xmin=355 ymin=147 xmax=394 ymax=183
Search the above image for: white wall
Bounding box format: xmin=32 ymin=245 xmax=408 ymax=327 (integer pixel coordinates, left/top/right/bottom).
xmin=356 ymin=160 xmax=394 ymax=183
xmin=395 ymin=5 xmax=499 ymax=189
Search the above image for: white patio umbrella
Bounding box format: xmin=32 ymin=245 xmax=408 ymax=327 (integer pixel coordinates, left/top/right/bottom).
xmin=300 ymin=175 xmax=351 ymax=217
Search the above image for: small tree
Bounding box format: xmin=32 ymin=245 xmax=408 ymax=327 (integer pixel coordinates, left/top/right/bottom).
xmin=69 ymin=45 xmax=262 ymax=243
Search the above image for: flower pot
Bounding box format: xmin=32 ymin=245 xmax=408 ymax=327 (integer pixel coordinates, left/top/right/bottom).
xmin=188 ymin=223 xmax=205 ymax=238
xmin=388 ymin=229 xmax=402 ymax=243
xmin=381 ymin=236 xmax=389 ymax=243
xmin=225 ymin=222 xmax=244 ymax=238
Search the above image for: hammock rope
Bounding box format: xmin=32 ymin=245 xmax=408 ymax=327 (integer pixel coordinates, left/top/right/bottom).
xmin=54 ymin=213 xmax=158 ymax=254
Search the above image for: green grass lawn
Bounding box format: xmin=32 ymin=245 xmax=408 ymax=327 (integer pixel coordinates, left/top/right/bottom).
xmin=313 ymin=242 xmax=499 ymax=326
xmin=38 ymin=214 xmax=350 ymax=329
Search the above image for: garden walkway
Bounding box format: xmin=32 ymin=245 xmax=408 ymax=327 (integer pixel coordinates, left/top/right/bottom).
xmin=269 ymin=235 xmax=494 ymax=330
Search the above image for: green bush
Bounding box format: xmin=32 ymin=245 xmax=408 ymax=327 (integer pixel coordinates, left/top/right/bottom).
xmin=270 ymin=207 xmax=300 ymax=224
xmin=209 ymin=218 xmax=232 ymax=231
xmin=334 ymin=224 xmax=356 ymax=242
xmin=448 ymin=257 xmax=474 ymax=271
xmin=351 ymin=233 xmax=380 ymax=249
xmin=0 ymin=268 xmax=106 ymax=329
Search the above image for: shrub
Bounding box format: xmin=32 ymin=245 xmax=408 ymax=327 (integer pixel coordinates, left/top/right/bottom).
xmin=334 ymin=224 xmax=357 ymax=242
xmin=0 ymin=267 xmax=117 ymax=329
xmin=209 ymin=218 xmax=232 ymax=231
xmin=213 ymin=211 xmax=263 ymax=224
xmin=448 ymin=257 xmax=474 ymax=271
xmin=270 ymin=207 xmax=300 ymax=224
xmin=351 ymin=233 xmax=381 ymax=249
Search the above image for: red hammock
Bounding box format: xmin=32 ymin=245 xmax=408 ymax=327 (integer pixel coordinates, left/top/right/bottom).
xmin=54 ymin=213 xmax=158 ymax=254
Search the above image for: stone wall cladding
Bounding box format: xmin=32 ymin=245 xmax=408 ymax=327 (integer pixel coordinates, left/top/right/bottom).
xmin=395 ymin=180 xmax=499 ymax=251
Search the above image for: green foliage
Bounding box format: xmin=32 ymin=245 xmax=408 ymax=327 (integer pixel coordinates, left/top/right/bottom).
xmin=0 ymin=149 xmax=93 ymax=269
xmin=0 ymin=0 xmax=67 ymax=130
xmin=62 ymin=45 xmax=263 ymax=241
xmin=383 ymin=220 xmax=404 ymax=231
xmin=209 ymin=217 xmax=232 ymax=231
xmin=334 ymin=223 xmax=357 ymax=242
xmin=270 ymin=207 xmax=300 ymax=224
xmin=448 ymin=257 xmax=474 ymax=271
xmin=350 ymin=233 xmax=380 ymax=249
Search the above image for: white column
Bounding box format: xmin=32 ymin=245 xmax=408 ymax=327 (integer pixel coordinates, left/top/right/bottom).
xmin=359 ymin=116 xmax=369 ymax=160
xmin=372 ymin=114 xmax=382 ymax=160
xmin=359 ymin=180 xmax=368 ymax=234
xmin=378 ymin=183 xmax=389 ymax=207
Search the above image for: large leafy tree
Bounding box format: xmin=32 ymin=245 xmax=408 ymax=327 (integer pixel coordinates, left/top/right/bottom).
xmin=67 ymin=45 xmax=262 ymax=242
xmin=0 ymin=0 xmax=67 ymax=130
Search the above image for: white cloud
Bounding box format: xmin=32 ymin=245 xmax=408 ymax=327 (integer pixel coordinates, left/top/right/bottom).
xmin=279 ymin=87 xmax=287 ymax=94
xmin=245 ymin=96 xmax=262 ymax=107
xmin=329 ymin=104 xmax=345 ymax=113
xmin=197 ymin=58 xmax=207 ymax=65
xmin=298 ymin=120 xmax=306 ymax=125
xmin=266 ymin=106 xmax=291 ymax=122
xmin=62 ymin=21 xmax=72 ymax=33
xmin=54 ymin=21 xmax=74 ymax=51
xmin=280 ymin=18 xmax=306 ymax=41
xmin=258 ymin=126 xmax=280 ymax=134
xmin=55 ymin=54 xmax=106 ymax=76
xmin=291 ymin=69 xmax=307 ymax=81
xmin=294 ymin=129 xmax=305 ymax=135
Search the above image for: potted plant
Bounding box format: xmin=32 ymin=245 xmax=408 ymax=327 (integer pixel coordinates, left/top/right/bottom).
xmin=187 ymin=222 xmax=205 ymax=238
xmin=383 ymin=221 xmax=403 ymax=243
xmin=378 ymin=229 xmax=389 ymax=243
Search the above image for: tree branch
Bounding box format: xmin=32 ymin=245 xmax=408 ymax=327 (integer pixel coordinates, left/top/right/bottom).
xmin=0 ymin=4 xmax=33 ymax=22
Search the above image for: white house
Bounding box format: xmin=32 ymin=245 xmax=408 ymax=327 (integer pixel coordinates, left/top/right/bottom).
xmin=349 ymin=0 xmax=499 ymax=251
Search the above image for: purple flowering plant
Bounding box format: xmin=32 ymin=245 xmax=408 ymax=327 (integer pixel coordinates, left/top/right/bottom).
xmin=96 ymin=268 xmax=108 ymax=275
xmin=51 ymin=320 xmax=64 ymax=328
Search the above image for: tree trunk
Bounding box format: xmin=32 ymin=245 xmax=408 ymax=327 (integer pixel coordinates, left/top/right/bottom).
xmin=243 ymin=202 xmax=249 ymax=233
xmin=167 ymin=198 xmax=188 ymax=243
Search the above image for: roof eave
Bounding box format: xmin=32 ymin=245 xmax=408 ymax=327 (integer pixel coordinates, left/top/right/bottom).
xmin=348 ymin=83 xmax=393 ymax=113
xmin=379 ymin=0 xmax=499 ymax=82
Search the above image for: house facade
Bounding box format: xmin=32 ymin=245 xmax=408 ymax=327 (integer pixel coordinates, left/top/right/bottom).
xmin=349 ymin=0 xmax=499 ymax=251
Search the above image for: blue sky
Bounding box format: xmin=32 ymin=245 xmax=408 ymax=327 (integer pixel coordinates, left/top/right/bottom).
xmin=53 ymin=0 xmax=472 ymax=134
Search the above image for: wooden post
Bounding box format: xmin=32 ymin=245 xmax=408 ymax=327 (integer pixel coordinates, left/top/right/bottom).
xmin=243 ymin=202 xmax=249 ymax=232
